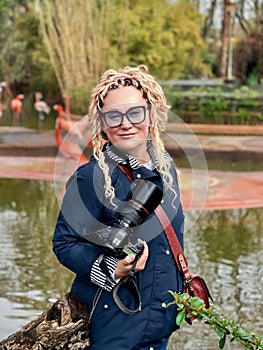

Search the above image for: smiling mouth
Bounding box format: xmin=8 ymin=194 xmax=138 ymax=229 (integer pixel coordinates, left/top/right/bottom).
xmin=119 ymin=133 xmax=136 ymax=138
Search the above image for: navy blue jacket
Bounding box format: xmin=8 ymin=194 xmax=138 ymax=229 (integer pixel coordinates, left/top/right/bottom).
xmin=53 ymin=156 xmax=185 ymax=350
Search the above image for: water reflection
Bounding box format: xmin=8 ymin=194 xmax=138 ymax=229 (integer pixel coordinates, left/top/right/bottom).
xmin=170 ymin=209 xmax=263 ymax=350
xmin=0 ymin=179 xmax=262 ymax=349
xmin=0 ymin=179 xmax=74 ymax=336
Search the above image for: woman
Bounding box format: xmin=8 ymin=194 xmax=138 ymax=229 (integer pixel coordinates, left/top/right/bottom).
xmin=53 ymin=65 xmax=185 ymax=350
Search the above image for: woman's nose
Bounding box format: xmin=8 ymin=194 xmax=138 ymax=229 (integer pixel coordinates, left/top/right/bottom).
xmin=120 ymin=114 xmax=132 ymax=127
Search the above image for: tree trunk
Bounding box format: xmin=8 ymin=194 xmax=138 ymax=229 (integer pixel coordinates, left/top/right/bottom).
xmin=0 ymin=293 xmax=90 ymax=350
xmin=218 ymin=0 xmax=232 ymax=78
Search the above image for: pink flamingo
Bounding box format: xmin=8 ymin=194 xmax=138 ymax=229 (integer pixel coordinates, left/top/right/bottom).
xmin=60 ymin=94 xmax=83 ymax=138
xmin=53 ymin=104 xmax=88 ymax=163
xmin=10 ymin=94 xmax=24 ymax=126
xmin=55 ymin=94 xmax=92 ymax=146
xmin=0 ymin=82 xmax=7 ymax=118
xmin=59 ymin=94 xmax=89 ymax=140
xmin=34 ymin=92 xmax=50 ymax=127
xmin=64 ymin=94 xmax=71 ymax=122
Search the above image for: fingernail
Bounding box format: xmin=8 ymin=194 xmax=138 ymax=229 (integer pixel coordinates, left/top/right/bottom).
xmin=128 ymin=254 xmax=135 ymax=262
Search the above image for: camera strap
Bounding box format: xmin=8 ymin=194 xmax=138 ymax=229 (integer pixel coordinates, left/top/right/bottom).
xmin=98 ymin=253 xmax=142 ymax=314
xmin=112 ymin=256 xmax=142 ymax=315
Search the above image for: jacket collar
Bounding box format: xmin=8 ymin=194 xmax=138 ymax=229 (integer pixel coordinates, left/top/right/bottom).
xmin=104 ymin=140 xmax=172 ymax=170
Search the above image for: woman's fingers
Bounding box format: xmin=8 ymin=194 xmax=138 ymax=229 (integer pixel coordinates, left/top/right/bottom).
xmin=135 ymin=241 xmax=148 ymax=271
xmin=114 ymin=241 xmax=149 ymax=279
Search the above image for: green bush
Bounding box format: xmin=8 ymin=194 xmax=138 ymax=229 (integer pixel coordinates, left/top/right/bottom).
xmin=162 ymin=83 xmax=263 ymax=124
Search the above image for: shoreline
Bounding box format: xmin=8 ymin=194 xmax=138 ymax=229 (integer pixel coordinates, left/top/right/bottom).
xmin=0 ymin=125 xmax=262 ymax=211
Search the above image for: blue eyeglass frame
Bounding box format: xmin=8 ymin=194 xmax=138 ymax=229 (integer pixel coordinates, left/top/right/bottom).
xmin=99 ymin=105 xmax=147 ymax=128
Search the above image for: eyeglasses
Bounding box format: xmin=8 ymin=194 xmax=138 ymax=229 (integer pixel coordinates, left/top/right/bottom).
xmin=99 ymin=105 xmax=147 ymax=128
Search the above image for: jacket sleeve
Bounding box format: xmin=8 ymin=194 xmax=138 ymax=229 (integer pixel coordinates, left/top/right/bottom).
xmin=53 ymin=162 xmax=108 ymax=278
xmin=90 ymin=255 xmax=119 ymax=291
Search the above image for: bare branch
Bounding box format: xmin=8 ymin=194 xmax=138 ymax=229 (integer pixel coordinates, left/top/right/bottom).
xmin=202 ymin=0 xmax=217 ymax=38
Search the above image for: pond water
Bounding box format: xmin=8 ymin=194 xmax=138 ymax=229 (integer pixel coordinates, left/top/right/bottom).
xmin=0 ymin=178 xmax=262 ymax=349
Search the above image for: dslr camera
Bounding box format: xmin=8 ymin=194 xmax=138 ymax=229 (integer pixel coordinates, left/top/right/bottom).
xmin=82 ymin=179 xmax=162 ymax=259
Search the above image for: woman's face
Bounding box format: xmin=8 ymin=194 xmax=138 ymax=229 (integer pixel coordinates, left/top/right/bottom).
xmin=101 ymin=86 xmax=150 ymax=161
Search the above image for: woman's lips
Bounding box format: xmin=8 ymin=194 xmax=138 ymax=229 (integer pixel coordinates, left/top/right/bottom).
xmin=119 ymin=133 xmax=136 ymax=138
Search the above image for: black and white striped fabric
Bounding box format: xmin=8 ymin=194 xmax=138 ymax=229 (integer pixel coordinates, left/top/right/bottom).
xmin=104 ymin=139 xmax=172 ymax=170
xmin=91 ymin=255 xmax=119 ymax=292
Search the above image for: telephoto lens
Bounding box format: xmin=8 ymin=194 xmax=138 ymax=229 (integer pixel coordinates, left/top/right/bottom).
xmin=82 ymin=179 xmax=163 ymax=259
xmin=115 ymin=179 xmax=163 ymax=228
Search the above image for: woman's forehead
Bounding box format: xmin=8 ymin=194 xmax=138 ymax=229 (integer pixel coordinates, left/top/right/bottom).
xmin=102 ymin=102 xmax=148 ymax=113
xmin=103 ymin=86 xmax=146 ymax=107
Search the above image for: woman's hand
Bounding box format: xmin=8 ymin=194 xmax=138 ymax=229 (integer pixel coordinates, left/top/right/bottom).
xmin=114 ymin=241 xmax=149 ymax=279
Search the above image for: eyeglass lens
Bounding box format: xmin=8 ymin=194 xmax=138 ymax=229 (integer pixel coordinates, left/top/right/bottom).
xmin=102 ymin=106 xmax=146 ymax=128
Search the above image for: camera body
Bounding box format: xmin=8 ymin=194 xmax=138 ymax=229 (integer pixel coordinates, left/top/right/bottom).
xmin=122 ymin=240 xmax=144 ymax=257
xmin=82 ymin=179 xmax=162 ymax=259
xmin=84 ymin=226 xmax=145 ymax=259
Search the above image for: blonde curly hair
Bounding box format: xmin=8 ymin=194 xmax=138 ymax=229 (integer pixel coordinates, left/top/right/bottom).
xmin=89 ymin=64 xmax=175 ymax=204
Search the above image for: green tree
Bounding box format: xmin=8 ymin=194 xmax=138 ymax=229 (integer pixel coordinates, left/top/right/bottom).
xmin=0 ymin=1 xmax=30 ymax=82
xmin=34 ymin=0 xmax=210 ymax=111
xmin=14 ymin=3 xmax=58 ymax=94
xmin=0 ymin=0 xmax=58 ymax=94
xmin=1 ymin=0 xmax=211 ymax=111
xmin=122 ymin=0 xmax=211 ymax=79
